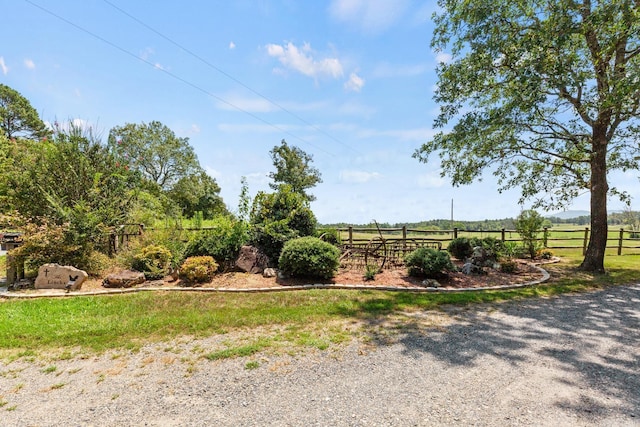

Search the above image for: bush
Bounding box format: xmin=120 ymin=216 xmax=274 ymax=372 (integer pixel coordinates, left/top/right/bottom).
xmin=250 ymin=185 xmax=317 ymax=263
xmin=537 ymin=248 xmax=554 ymax=260
xmin=317 ymin=228 xmax=341 ymax=246
xmin=251 ymin=220 xmax=299 ymax=263
xmin=516 ymin=209 xmax=544 ymax=259
xmin=278 ymin=236 xmax=340 ymax=279
xmin=405 ymin=248 xmax=456 ymax=278
xmin=503 ymin=241 xmax=527 ymax=259
xmin=363 ymin=264 xmax=379 ymax=281
xmin=131 ymin=245 xmax=172 ymax=280
xmin=182 ymin=216 xmax=248 ymax=269
xmin=500 ymin=259 xmax=518 ymax=273
xmin=179 ymin=256 xmax=218 ymax=285
xmin=470 ymin=237 xmax=505 ymax=258
xmin=447 ymin=237 xmax=473 ymax=260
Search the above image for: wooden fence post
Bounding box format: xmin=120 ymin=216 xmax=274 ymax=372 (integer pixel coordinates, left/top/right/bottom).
xmin=453 ymin=227 xmax=458 ymax=239
xmin=402 ymin=226 xmax=407 ymax=249
xmin=618 ymin=228 xmax=624 ymax=256
xmin=501 ymin=228 xmax=505 ymax=242
xmin=348 ymin=226 xmax=353 ymax=246
xmin=543 ymin=227 xmax=548 ymax=248
xmin=583 ymin=227 xmax=589 ymax=255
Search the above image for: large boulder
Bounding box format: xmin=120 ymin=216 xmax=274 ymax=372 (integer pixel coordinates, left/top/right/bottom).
xmin=235 ymin=246 xmax=269 ymax=274
xmin=35 ymin=264 xmax=88 ymax=291
xmin=470 ymin=246 xmax=496 ymax=267
xmin=102 ymin=270 xmax=146 ymax=288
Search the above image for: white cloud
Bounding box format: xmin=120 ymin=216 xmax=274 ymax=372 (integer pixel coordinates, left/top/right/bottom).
xmin=140 ymin=47 xmax=154 ymax=61
xmin=344 ymin=72 xmax=365 ymax=92
xmin=229 ymin=41 xmax=236 ymax=50
xmin=24 ymin=58 xmax=35 ymax=70
xmin=0 ymin=57 xmax=8 ymax=75
xmin=339 ymin=170 xmax=382 ymax=184
xmin=205 ymin=166 xmax=221 ymax=179
xmin=329 ymin=0 xmax=410 ymax=33
xmin=371 ymin=62 xmax=429 ymax=78
xmin=435 ymin=52 xmax=452 ymax=64
xmin=266 ymin=42 xmax=343 ymax=80
xmin=154 ymin=63 xmax=164 ymax=70
xmin=417 ymin=172 xmax=446 ymax=189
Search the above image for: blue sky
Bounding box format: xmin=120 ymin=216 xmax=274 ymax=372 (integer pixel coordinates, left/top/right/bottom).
xmin=1 ymin=1 xmax=637 ymax=224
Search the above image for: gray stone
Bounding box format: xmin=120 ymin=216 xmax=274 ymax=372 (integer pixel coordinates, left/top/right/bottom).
xmin=235 ymin=246 xmax=269 ymax=274
xmin=35 ymin=264 xmax=88 ymax=291
xmin=263 ymin=268 xmax=277 ymax=278
xmin=102 ymin=270 xmax=146 ymax=288
xmin=470 ymin=246 xmax=496 ymax=267
xmin=421 ymin=279 xmax=440 ymax=288
xmin=461 ymin=262 xmax=486 ymax=275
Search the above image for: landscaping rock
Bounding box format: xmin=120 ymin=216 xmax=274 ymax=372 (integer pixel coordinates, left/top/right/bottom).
xmin=235 ymin=245 xmax=269 ymax=274
xmin=461 ymin=262 xmax=487 ymax=275
xmin=421 ymin=279 xmax=440 ymax=288
xmin=35 ymin=264 xmax=88 ymax=291
xmin=263 ymin=268 xmax=277 ymax=278
xmin=102 ymin=270 xmax=146 ymax=288
xmin=470 ymin=246 xmax=496 ymax=267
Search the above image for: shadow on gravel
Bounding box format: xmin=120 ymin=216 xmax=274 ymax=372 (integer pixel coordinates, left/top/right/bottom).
xmin=360 ymin=285 xmax=640 ymax=421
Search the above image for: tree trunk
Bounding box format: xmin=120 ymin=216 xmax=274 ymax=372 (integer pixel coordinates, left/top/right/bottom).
xmin=580 ymin=131 xmax=608 ymax=273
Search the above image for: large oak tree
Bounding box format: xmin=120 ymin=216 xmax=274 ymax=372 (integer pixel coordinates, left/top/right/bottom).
xmin=415 ymin=0 xmax=640 ymax=272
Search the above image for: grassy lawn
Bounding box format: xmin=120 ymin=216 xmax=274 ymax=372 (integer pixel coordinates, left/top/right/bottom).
xmin=1 ymin=250 xmax=639 ymax=361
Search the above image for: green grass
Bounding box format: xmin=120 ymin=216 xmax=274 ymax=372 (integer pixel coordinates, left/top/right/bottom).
xmin=1 ymin=252 xmax=638 ymax=360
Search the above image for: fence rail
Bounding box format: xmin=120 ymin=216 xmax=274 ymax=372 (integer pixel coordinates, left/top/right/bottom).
xmin=329 ymin=226 xmax=640 ymax=256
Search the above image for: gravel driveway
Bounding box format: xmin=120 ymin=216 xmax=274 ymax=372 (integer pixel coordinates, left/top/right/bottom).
xmin=1 ymin=284 xmax=639 ymax=426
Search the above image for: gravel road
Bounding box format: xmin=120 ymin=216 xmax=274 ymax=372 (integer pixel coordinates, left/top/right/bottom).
xmin=1 ymin=284 xmax=639 ymax=426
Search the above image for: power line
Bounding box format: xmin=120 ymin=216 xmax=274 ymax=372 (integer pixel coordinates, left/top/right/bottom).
xmin=23 ymin=0 xmax=335 ymax=157
xmin=101 ymin=0 xmax=361 ymax=156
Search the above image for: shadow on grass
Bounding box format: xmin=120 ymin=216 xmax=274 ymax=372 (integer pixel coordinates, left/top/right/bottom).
xmin=334 ymin=284 xmax=640 ymax=421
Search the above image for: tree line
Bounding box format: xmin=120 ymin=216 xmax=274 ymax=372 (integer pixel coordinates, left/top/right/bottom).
xmin=0 ymin=83 xmax=323 ymax=273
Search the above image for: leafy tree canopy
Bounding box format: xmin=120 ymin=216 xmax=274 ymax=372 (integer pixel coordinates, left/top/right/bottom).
xmin=0 ymin=84 xmax=49 ymax=140
xmin=269 ymin=139 xmax=322 ymax=201
xmin=415 ymin=0 xmax=640 ymax=272
xmin=168 ymin=170 xmax=227 ymax=219
xmin=108 ymin=121 xmax=201 ymax=191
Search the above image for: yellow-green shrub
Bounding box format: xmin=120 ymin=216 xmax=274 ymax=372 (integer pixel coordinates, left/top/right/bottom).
xmin=179 ymin=256 xmax=218 ymax=285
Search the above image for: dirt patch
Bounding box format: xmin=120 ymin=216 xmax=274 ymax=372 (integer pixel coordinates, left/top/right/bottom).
xmin=70 ymin=259 xmax=545 ymax=293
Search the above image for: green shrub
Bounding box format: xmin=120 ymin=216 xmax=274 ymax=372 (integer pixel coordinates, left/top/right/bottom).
xmin=278 ymin=236 xmax=340 ymax=279
xmin=183 ymin=216 xmax=248 ymax=269
xmin=405 ymin=248 xmax=456 ymax=278
xmin=503 ymin=241 xmax=527 ymax=259
xmin=447 ymin=237 xmax=473 ymax=260
xmin=363 ymin=264 xmax=379 ymax=281
xmin=500 ymin=259 xmax=518 ymax=273
xmin=516 ymin=209 xmax=544 ymax=259
xmin=317 ymin=228 xmax=341 ymax=246
xmin=250 ymin=185 xmax=317 ymax=263
xmin=537 ymin=248 xmax=554 ymax=260
xmin=470 ymin=237 xmax=505 ymax=258
xmin=179 ymin=256 xmax=218 ymax=285
xmin=132 ymin=245 xmax=172 ymax=280
xmin=251 ymin=220 xmax=299 ymax=263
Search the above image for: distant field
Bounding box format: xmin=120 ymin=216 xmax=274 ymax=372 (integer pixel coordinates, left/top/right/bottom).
xmin=329 ymin=226 xmax=640 ymax=256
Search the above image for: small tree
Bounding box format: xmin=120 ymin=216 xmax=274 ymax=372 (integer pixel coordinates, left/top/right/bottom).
xmin=250 ymin=184 xmax=316 ymax=261
xmin=269 ymin=139 xmax=322 ymax=201
xmin=515 ymin=210 xmax=545 ymax=259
